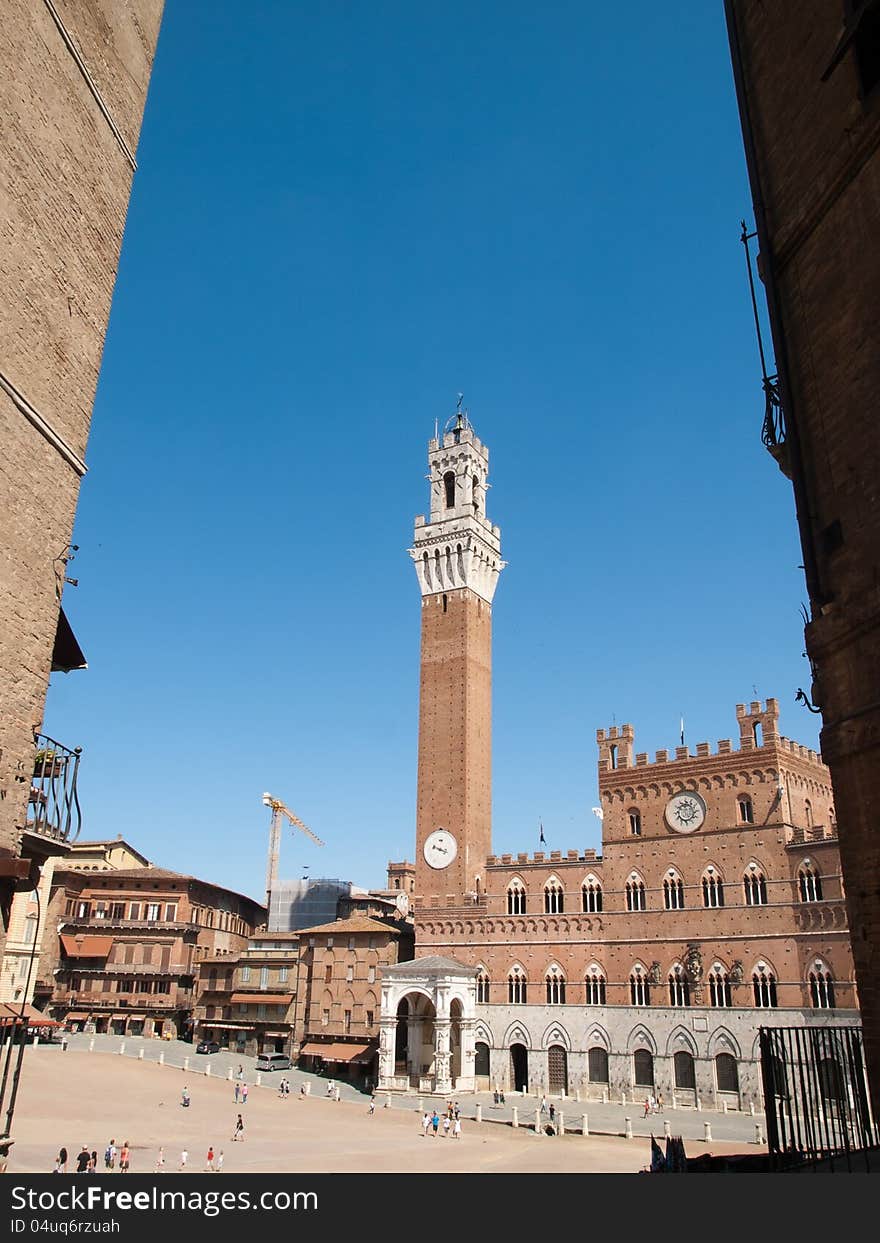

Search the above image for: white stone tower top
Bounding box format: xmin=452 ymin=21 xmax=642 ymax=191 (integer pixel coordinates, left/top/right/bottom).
xmin=409 ymin=407 xmax=505 ymax=604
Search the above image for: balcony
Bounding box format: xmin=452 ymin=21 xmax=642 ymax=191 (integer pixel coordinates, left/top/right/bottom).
xmin=57 ymin=990 xmax=192 ymax=1009
xmin=62 ymin=915 xmax=192 ymax=932
xmin=27 ymin=733 xmax=82 ymax=845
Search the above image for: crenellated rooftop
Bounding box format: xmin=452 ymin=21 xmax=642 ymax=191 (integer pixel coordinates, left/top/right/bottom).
xmin=486 ymin=849 xmax=601 ymax=868
xmin=597 ymin=699 xmax=825 ymax=775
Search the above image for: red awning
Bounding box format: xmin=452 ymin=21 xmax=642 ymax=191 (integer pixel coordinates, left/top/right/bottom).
xmin=0 ymin=1003 xmax=60 ymax=1026
xmin=299 ymin=1041 xmax=375 ymax=1062
xmin=60 ymin=934 xmax=114 ymax=958
xmin=229 ymin=993 xmax=293 ymax=1007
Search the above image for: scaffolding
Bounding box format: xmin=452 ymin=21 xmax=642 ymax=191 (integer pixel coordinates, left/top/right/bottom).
xmin=267 ymin=878 xmax=353 ymax=932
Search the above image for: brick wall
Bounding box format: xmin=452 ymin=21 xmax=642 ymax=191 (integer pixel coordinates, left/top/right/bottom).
xmin=415 ymin=589 xmax=493 ymax=901
xmin=727 ymin=0 xmax=880 ymax=1105
xmin=0 ymin=1 xmax=164 ymax=923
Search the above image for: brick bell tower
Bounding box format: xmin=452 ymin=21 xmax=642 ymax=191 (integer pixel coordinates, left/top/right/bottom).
xmin=410 ymin=404 xmax=505 ymax=905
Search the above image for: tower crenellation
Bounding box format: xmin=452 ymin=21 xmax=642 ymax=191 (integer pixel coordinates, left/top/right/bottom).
xmin=410 ymin=408 xmax=505 ymax=605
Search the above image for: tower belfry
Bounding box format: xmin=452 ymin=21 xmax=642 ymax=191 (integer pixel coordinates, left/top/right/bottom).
xmin=409 ymin=405 xmax=505 ymax=905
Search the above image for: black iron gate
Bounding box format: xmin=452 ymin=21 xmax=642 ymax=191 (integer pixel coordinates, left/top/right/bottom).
xmin=759 ymin=1026 xmax=877 ymax=1171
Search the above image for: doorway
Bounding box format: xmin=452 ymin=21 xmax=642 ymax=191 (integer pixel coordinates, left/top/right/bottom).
xmin=509 ymin=1043 xmax=528 ymax=1092
xmin=548 ymin=1044 xmax=568 ymax=1095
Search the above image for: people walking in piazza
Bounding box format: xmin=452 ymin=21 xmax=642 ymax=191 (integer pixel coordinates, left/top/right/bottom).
xmin=540 ymin=1095 xmax=547 ymax=1115
xmin=234 ymin=1081 xmax=240 ymax=1103
xmin=178 ymin=1148 xmax=188 ymax=1171
xmin=216 ymin=1150 xmax=224 ymax=1173
xmin=443 ymin=1115 xmax=451 ymax=1138
xmin=104 ymin=1139 xmax=116 ymax=1170
xmin=422 ymin=1112 xmax=431 ymax=1136
xmin=155 ymin=1147 xmax=165 ymax=1173
xmin=431 ymin=1111 xmax=440 ymax=1136
xmin=241 ymin=1083 xmax=248 ymax=1105
xmin=453 ymin=1117 xmax=462 ymax=1139
xmin=206 ymin=1146 xmax=215 ymax=1171
xmin=232 ymin=1114 xmax=245 ymax=1142
xmin=118 ymin=1142 xmax=130 ymax=1173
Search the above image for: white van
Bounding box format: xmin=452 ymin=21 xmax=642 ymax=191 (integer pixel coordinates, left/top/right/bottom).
xmin=256 ymin=1052 xmax=291 ymax=1072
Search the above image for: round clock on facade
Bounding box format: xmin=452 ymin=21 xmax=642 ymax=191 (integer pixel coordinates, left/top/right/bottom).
xmin=423 ymin=828 xmax=458 ymax=869
xmin=664 ymin=791 xmax=707 ymax=833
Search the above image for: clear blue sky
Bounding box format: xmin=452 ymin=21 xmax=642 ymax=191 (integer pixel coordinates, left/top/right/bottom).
xmin=45 ymin=1 xmax=817 ymax=903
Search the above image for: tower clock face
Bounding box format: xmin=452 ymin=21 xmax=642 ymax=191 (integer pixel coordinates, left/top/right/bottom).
xmin=423 ymin=828 xmax=458 ymax=869
xmin=665 ymin=792 xmax=706 ymax=834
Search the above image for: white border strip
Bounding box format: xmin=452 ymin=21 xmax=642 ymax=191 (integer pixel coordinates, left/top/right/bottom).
xmin=43 ymin=0 xmax=138 ymax=172
xmin=0 ymin=369 xmax=88 ymax=477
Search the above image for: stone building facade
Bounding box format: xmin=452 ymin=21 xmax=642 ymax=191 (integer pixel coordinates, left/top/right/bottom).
xmin=194 ymin=933 xmax=300 ymax=1056
xmin=0 ymin=2 xmax=164 ymax=954
xmin=724 ymin=0 xmax=880 ymax=1110
xmin=378 ymin=419 xmax=859 ymax=1107
xmin=193 ymin=912 xmax=413 ymax=1082
xmin=39 ymin=866 xmax=263 ymax=1038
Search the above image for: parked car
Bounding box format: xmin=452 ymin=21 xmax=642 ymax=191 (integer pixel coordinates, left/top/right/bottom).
xmin=256 ymin=1052 xmax=291 ymax=1072
xmin=196 ymin=1040 xmax=220 ymax=1054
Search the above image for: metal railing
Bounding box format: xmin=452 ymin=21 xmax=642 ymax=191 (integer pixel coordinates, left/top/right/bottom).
xmin=759 ymin=1025 xmax=877 ymax=1171
xmin=28 ymin=733 xmax=82 ymax=842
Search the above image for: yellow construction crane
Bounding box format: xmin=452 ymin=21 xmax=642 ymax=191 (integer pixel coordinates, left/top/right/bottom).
xmin=262 ymin=793 xmax=325 ymax=906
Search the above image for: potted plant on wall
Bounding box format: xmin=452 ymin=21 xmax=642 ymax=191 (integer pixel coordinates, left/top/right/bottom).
xmin=33 ymin=748 xmax=65 ymax=778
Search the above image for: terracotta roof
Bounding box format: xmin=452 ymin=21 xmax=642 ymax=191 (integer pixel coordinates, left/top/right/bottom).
xmin=54 ymin=866 xmax=265 ymax=911
xmin=297 ymin=915 xmax=400 ymax=936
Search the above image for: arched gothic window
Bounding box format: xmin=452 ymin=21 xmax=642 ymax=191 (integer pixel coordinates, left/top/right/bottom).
xmin=708 ymin=966 xmax=732 ymax=1007
xmin=544 ymin=877 xmax=564 ymax=914
xmin=798 ymin=862 xmax=823 ymax=902
xmin=585 ymin=966 xmax=606 ymax=1005
xmin=702 ymin=867 xmax=724 ymax=908
xmin=628 ymin=810 xmax=642 ymax=837
xmin=582 ymin=877 xmax=603 ymax=913
xmin=668 ymin=965 xmax=690 ymax=1007
xmin=805 ymin=799 xmax=813 ymax=828
xmin=630 ymin=965 xmax=650 ymax=1006
xmin=752 ymin=965 xmax=778 ymax=1008
xmin=743 ymin=865 xmax=768 ymax=906
xmin=626 ymin=876 xmax=646 ymax=912
xmin=476 ymin=968 xmax=490 ymax=1004
xmin=809 ymin=964 xmax=835 ymax=1009
xmin=507 ymin=879 xmax=526 ymax=915
xmin=545 ymin=966 xmax=566 ymax=1005
xmin=508 ymin=966 xmax=527 ymax=1005
xmin=663 ymin=871 xmax=685 ymax=910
